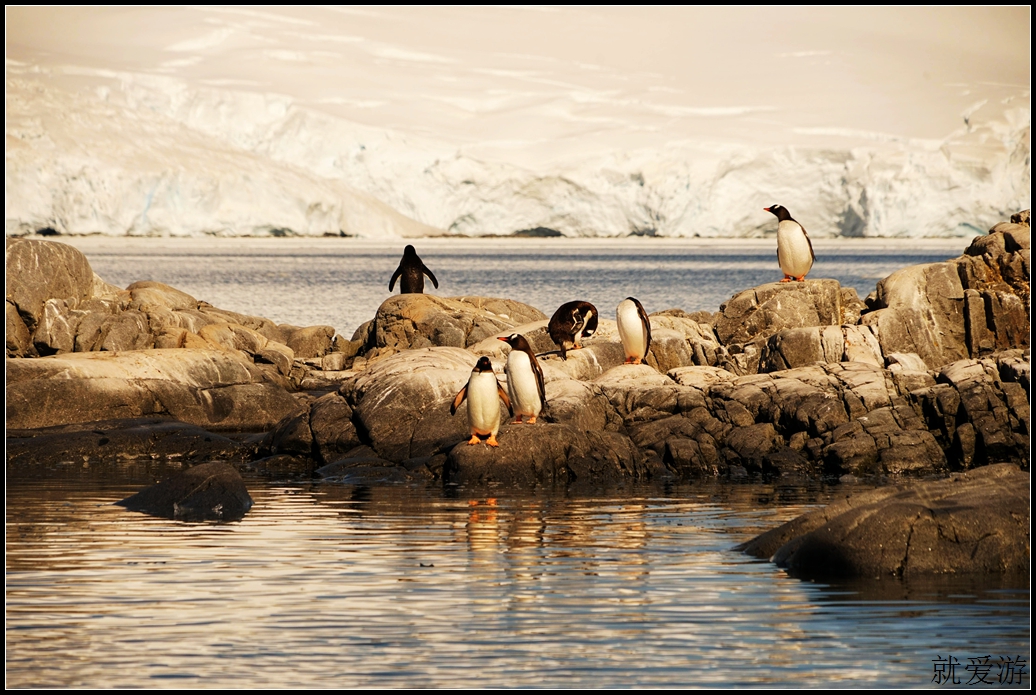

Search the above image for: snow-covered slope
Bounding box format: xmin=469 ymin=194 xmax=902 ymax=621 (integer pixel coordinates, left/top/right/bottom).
xmin=5 ymin=7 xmax=1031 ymax=239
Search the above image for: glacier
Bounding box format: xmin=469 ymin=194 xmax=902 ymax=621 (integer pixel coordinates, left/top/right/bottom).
xmin=5 ymin=7 xmax=1030 ymax=240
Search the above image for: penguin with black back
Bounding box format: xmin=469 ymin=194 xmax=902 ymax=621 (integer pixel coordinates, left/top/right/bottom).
xmin=497 ymin=333 xmax=546 ymax=423
xmin=451 ymin=356 xmax=512 ymax=447
xmin=389 ymin=245 xmax=439 ymax=294
xmin=616 ymin=297 xmax=651 ymax=365
xmin=764 ymin=205 xmax=815 ymax=282
xmin=548 ymin=300 xmax=598 ymax=360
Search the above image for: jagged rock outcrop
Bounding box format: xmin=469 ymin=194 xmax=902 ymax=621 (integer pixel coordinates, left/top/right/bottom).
xmin=116 ymin=461 xmax=254 ymax=522
xmin=738 ymin=463 xmax=1030 ymax=578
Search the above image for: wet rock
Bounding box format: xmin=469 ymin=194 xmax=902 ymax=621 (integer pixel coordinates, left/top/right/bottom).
xmin=6 ymin=348 xmax=300 ymax=430
xmin=444 ymin=423 xmax=652 ymax=486
xmin=739 ymin=463 xmax=1030 ymax=578
xmin=6 ymin=417 xmax=251 ymax=467
xmin=116 ymin=461 xmax=253 ymax=522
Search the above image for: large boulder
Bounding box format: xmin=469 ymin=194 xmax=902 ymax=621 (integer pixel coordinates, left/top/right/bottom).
xmin=116 ymin=461 xmax=253 ymax=522
xmin=738 ymin=463 xmax=1029 ymax=578
xmin=713 ymin=279 xmax=854 ymax=347
xmin=5 ymin=238 xmax=95 ymax=334
xmin=6 ymin=348 xmax=300 ymax=430
xmin=365 ymin=294 xmax=547 ymax=355
xmin=343 ymin=347 xmax=481 ymax=462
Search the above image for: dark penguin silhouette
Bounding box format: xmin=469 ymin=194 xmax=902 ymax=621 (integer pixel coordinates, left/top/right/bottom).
xmin=548 ymin=301 xmax=598 ymax=360
xmin=389 ymin=245 xmax=439 ymax=294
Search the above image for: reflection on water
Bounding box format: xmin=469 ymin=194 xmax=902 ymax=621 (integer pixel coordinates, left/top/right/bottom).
xmin=64 ymin=237 xmax=965 ymax=337
xmin=6 ymin=468 xmax=1029 ymax=688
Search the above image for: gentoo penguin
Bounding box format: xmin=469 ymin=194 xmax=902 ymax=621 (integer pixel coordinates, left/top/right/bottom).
xmin=388 ymin=245 xmax=439 ymax=294
xmin=764 ymin=205 xmax=815 ymax=282
xmin=497 ymin=333 xmax=546 ymax=424
xmin=450 ymin=356 xmax=512 ymax=446
xmin=616 ymin=297 xmax=651 ymax=365
xmin=547 ymin=301 xmax=598 ymax=360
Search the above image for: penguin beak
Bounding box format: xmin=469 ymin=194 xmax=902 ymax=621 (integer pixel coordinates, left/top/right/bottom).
xmin=763 ymin=206 xmax=771 ymax=212
xmin=497 ymin=337 xmax=508 ymax=342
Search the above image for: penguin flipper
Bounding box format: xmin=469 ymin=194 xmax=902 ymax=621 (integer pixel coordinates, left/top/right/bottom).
xmin=423 ymin=264 xmax=439 ymax=290
xmin=450 ymin=386 xmax=468 ymax=415
xmin=497 ymin=383 xmax=513 ymax=417
xmin=532 ymin=358 xmax=546 ymax=410
xmin=584 ymin=306 xmax=599 ymax=337
xmin=634 ymin=298 xmax=652 ymax=358
xmin=804 ymin=228 xmax=816 ymax=262
xmin=389 ymin=265 xmax=403 ymax=292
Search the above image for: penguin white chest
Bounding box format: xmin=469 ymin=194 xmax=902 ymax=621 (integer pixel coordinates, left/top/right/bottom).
xmin=616 ymin=300 xmax=649 ymax=361
xmin=776 ymin=221 xmax=814 ymax=278
xmin=506 ymin=350 xmax=541 ymax=417
xmin=466 ymin=371 xmax=502 ymax=435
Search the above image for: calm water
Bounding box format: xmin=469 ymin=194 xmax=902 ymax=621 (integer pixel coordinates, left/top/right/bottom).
xmin=6 ymin=467 xmax=1029 ymax=689
xmin=62 ymin=236 xmax=966 ymax=338
xmin=8 ymin=237 xmax=1028 ymax=687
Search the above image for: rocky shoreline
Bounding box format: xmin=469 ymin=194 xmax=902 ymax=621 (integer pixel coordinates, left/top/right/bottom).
xmin=6 ymin=212 xmax=1030 ymax=575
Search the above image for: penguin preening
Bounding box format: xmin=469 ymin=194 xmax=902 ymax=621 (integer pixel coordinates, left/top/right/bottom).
xmin=764 ymin=205 xmax=815 ymax=282
xmin=616 ymin=297 xmax=651 ymax=365
xmin=547 ymin=301 xmax=598 ymax=360
xmin=451 ymin=356 xmax=512 ymax=446
xmin=389 ymin=245 xmax=439 ymax=294
xmin=497 ymin=333 xmax=546 ymax=424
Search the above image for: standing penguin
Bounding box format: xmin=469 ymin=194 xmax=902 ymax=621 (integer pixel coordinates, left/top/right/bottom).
xmin=547 ymin=300 xmax=598 ymax=360
xmin=764 ymin=205 xmax=815 ymax=282
xmin=497 ymin=333 xmax=546 ymax=424
xmin=616 ymin=297 xmax=652 ymax=365
xmin=450 ymin=356 xmax=512 ymax=446
xmin=388 ymin=245 xmax=439 ymax=294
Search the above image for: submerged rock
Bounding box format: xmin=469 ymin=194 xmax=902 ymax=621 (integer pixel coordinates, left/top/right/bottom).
xmin=116 ymin=461 xmax=254 ymax=522
xmin=738 ymin=463 xmax=1030 ymax=578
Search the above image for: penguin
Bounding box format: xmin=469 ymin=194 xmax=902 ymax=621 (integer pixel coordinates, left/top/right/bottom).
xmin=616 ymin=297 xmax=651 ymax=365
xmin=547 ymin=301 xmax=598 ymax=360
xmin=388 ymin=245 xmax=439 ymax=294
xmin=450 ymin=356 xmax=512 ymax=446
xmin=764 ymin=205 xmax=815 ymax=282
xmin=497 ymin=333 xmax=546 ymax=424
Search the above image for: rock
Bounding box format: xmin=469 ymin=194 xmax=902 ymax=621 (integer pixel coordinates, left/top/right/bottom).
xmin=5 ymin=238 xmax=94 ymax=332
xmin=287 ymin=325 xmax=335 ymax=358
xmin=5 ymin=417 xmax=251 ymax=467
xmin=6 ymin=348 xmax=300 ymax=430
xmin=6 ymin=300 xmax=32 ymax=357
xmin=668 ymin=365 xmax=736 ymax=389
xmin=738 ymin=463 xmax=1030 ymax=578
xmin=444 ymin=423 xmax=653 ymax=486
xmin=343 ymin=347 xmax=479 ymax=462
xmin=368 ymin=294 xmax=547 ymax=353
xmin=713 ymin=279 xmax=849 ymax=346
xmin=541 ymin=378 xmax=618 ymax=432
xmin=759 ymin=326 xmax=844 ymax=372
xmin=116 ymin=461 xmax=253 ymax=522
xmin=265 ymin=390 xmax=361 ymax=464
xmin=126 ymin=281 xmax=198 ymax=312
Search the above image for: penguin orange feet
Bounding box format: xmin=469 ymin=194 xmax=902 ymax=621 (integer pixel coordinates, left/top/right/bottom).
xmin=780 ymin=275 xmax=793 ymax=283
xmin=794 ymin=275 xmax=807 ymax=282
xmin=487 ymin=435 xmax=500 ymax=447
xmin=467 ymin=435 xmax=481 ymax=445
xmin=527 ymin=416 xmax=537 ymax=424
xmin=513 ymin=416 xmax=523 ymax=424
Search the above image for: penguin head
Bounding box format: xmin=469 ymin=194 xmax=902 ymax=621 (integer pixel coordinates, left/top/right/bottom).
xmin=764 ymin=205 xmax=792 ymax=221
xmin=474 ymin=356 xmax=494 ymax=372
xmin=403 ymin=244 xmax=418 ymax=256
xmin=497 ymin=333 xmax=529 ymax=350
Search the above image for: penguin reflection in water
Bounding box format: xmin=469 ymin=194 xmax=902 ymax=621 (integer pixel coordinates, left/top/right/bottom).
xmin=497 ymin=333 xmax=546 ymax=424
xmin=616 ymin=297 xmax=651 ymax=365
xmin=451 ymin=356 xmax=513 ymax=446
xmin=764 ymin=205 xmax=815 ymax=282
xmin=389 ymin=245 xmax=439 ymax=294
xmin=547 ymin=301 xmax=598 ymax=360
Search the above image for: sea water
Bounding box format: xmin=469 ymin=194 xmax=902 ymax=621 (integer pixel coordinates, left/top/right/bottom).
xmin=6 ymin=237 xmax=1028 ymax=687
